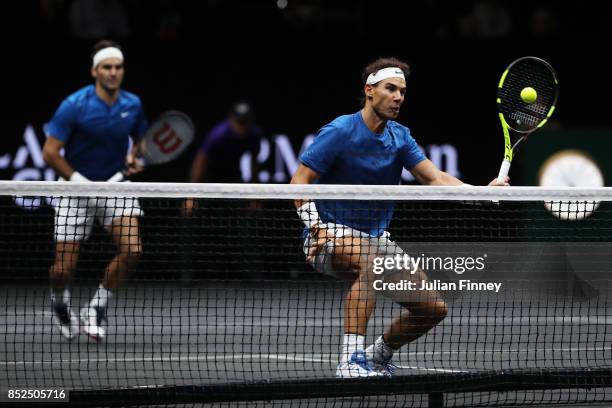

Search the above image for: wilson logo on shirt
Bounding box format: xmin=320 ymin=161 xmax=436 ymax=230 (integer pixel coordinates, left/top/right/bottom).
xmin=120 ymin=112 xmax=130 ymax=118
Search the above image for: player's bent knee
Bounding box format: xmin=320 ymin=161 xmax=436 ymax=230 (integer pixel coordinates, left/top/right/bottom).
xmin=353 ymin=263 xmax=368 ymax=276
xmin=428 ymin=300 xmax=448 ymax=322
xmin=400 ymin=300 xmax=448 ymax=322
xmin=127 ymin=244 xmax=143 ymax=260
xmin=49 ymin=263 xmax=72 ymax=281
xmin=120 ymin=242 xmax=143 ymax=260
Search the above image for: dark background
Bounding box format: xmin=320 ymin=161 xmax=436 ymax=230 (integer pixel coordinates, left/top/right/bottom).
xmin=2 ymin=0 xmax=611 ymax=186
xmin=1 ymin=8 xmax=611 ymax=407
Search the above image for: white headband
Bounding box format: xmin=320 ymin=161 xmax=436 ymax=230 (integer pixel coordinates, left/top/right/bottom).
xmin=92 ymin=47 xmax=124 ymax=68
xmin=366 ymin=67 xmax=405 ymax=85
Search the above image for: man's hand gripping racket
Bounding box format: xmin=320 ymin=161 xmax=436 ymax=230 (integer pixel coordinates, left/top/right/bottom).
xmin=109 ymin=111 xmax=195 ymax=182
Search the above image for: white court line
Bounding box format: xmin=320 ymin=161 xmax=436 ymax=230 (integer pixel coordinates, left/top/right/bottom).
xmin=0 ymin=353 xmax=335 ymax=366
xmin=555 ymin=316 xmax=612 ymax=325
xmin=0 ymin=353 xmax=464 ymax=374
xmin=396 ymin=366 xmax=469 ymax=373
xmin=13 ymin=310 xmax=347 ymax=327
xmin=1 ymin=345 xmax=610 ymax=367
xmin=395 ymin=345 xmax=612 ymax=357
xmin=260 ymin=355 xmax=466 ymax=374
xmin=11 ymin=309 xmax=612 ymax=326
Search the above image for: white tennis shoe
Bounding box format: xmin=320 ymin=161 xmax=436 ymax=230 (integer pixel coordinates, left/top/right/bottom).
xmin=335 ymin=350 xmax=383 ymax=378
xmin=52 ymin=303 xmax=79 ymax=340
xmin=80 ymin=306 xmax=106 ymax=341
xmin=365 ymin=344 xmax=397 ymax=378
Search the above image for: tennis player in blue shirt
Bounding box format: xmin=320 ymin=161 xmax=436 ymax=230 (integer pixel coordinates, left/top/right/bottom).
xmin=291 ymin=57 xmax=508 ymax=378
xmin=42 ymin=40 xmax=148 ymax=341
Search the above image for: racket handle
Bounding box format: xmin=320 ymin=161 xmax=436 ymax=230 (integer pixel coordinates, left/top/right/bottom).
xmin=497 ymin=159 xmax=511 ymax=183
xmin=108 ymin=171 xmax=125 ymax=182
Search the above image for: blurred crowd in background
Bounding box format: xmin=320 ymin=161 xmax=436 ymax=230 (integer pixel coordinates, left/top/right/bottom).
xmin=4 ymin=0 xmax=610 ymax=189
xmin=19 ymin=0 xmax=604 ymax=43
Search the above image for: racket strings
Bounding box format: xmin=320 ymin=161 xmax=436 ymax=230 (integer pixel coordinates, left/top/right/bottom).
xmin=498 ymin=58 xmax=558 ymax=133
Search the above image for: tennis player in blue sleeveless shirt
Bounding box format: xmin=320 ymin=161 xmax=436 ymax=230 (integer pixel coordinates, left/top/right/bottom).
xmin=43 ymin=40 xmax=147 ymax=342
xmin=292 ymin=57 xmax=508 ymax=378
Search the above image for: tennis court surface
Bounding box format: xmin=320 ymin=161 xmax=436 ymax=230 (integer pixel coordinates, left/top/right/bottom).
xmin=1 ymin=182 xmax=612 ymax=407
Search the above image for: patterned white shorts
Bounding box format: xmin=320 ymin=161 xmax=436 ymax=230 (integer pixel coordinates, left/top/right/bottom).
xmin=54 ymin=196 xmax=142 ymax=242
xmin=302 ymin=226 xmax=400 ymax=278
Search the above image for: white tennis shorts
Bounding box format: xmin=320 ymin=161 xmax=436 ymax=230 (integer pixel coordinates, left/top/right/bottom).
xmin=302 ymin=226 xmax=442 ymax=303
xmin=54 ymin=196 xmax=142 ymax=242
xmin=302 ymin=226 xmax=400 ymax=278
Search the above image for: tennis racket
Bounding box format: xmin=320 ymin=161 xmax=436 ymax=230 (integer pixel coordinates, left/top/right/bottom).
xmin=496 ymin=56 xmax=559 ymax=183
xmin=109 ymin=110 xmax=195 ymax=182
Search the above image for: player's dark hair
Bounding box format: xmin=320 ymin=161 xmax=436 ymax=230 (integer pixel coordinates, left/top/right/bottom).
xmin=91 ymin=40 xmax=122 ymax=61
xmin=360 ymin=57 xmax=410 ymax=106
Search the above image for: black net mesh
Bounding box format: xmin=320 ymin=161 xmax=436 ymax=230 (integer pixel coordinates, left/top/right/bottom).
xmin=1 ymin=184 xmax=611 ymax=407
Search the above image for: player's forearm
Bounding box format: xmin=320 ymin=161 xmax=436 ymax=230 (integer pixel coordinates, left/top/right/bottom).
xmin=292 ymin=164 xmax=328 ymax=231
xmin=290 ymin=164 xmax=320 ymax=209
xmin=290 ymin=172 xmax=311 ymax=209
xmin=42 ymin=152 xmax=75 ymax=180
xmin=433 ymin=171 xmax=464 ymax=186
xmin=414 ymin=169 xmax=460 ymax=186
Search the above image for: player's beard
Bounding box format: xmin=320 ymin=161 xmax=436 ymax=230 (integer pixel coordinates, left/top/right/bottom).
xmin=100 ymin=79 xmax=121 ymax=96
xmin=372 ymin=104 xmax=398 ymax=121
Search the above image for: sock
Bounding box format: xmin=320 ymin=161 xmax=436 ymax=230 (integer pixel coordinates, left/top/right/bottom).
xmin=51 ymin=288 xmax=71 ymax=307
xmin=366 ymin=335 xmax=394 ymax=363
xmin=89 ymin=284 xmax=113 ymax=309
xmin=341 ymin=333 xmax=365 ymax=362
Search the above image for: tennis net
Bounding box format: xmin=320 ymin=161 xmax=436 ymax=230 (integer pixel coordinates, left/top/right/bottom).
xmin=1 ymin=181 xmax=612 ymax=407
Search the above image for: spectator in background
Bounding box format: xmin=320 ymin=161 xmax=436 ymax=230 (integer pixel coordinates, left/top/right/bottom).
xmin=37 ymin=0 xmax=71 ymax=37
xmin=155 ymin=0 xmax=182 ymax=40
xmin=189 ymin=101 xmax=261 ymax=184
xmin=69 ymin=0 xmax=130 ymax=39
xmin=181 ymin=102 xmax=263 ymax=280
xmin=458 ymin=0 xmax=512 ymax=38
xmin=184 ymin=102 xmax=262 ymax=213
xmin=530 ymin=7 xmax=560 ymax=38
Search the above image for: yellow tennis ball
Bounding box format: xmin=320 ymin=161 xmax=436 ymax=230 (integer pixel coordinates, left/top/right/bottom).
xmin=520 ymin=87 xmax=538 ymax=104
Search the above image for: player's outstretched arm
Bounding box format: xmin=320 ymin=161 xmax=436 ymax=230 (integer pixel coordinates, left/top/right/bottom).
xmin=410 ymin=160 xmax=510 ymax=187
xmin=410 ymin=160 xmax=463 ymax=186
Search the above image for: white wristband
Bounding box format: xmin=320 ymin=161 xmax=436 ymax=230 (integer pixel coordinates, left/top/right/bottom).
xmin=298 ymin=201 xmax=322 ymax=229
xmin=69 ymin=171 xmax=90 ymax=182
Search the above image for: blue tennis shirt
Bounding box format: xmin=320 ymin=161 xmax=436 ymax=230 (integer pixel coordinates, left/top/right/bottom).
xmin=46 ymin=85 xmax=148 ymax=181
xmin=299 ymin=111 xmax=426 ymax=236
